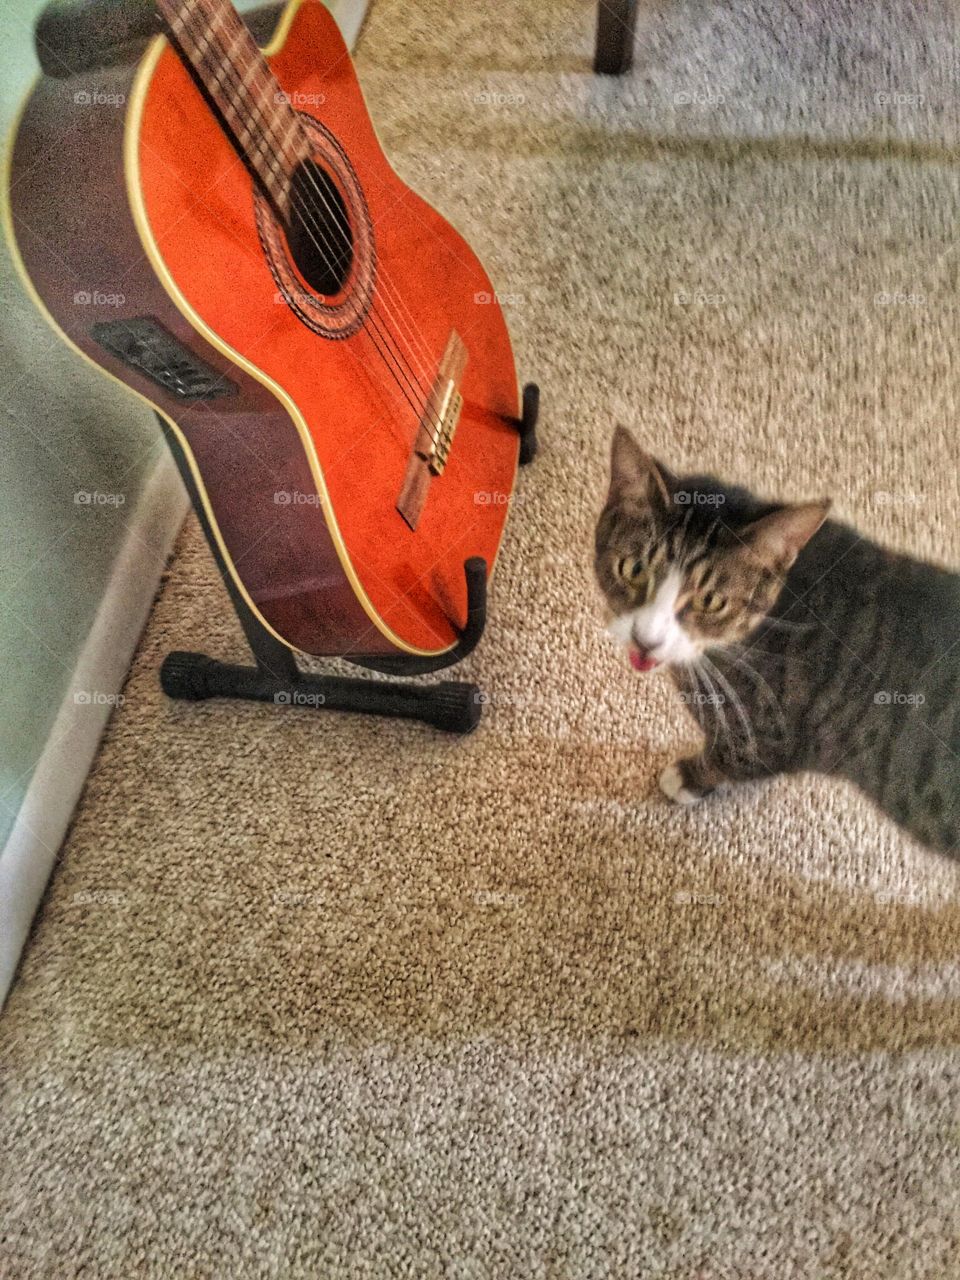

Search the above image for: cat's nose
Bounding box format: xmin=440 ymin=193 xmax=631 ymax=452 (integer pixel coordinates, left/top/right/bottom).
xmin=632 ymin=625 xmax=666 ymax=652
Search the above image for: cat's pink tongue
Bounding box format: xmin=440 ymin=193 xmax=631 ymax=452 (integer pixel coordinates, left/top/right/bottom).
xmin=629 ymin=648 xmax=659 ymax=673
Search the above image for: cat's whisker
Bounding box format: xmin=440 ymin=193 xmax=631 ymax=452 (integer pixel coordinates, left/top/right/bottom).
xmin=700 ymin=653 xmax=759 ymax=763
xmin=682 ymin=660 xmax=720 ymax=752
xmin=692 ymin=659 xmax=735 ymax=757
xmin=755 ymin=616 xmax=816 ymax=634
xmin=724 ymin=650 xmax=789 ymax=740
xmin=696 ymin=665 xmax=742 ymax=752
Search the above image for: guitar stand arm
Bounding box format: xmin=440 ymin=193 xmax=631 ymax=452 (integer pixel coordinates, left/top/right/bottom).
xmin=354 ymin=556 xmax=487 ymax=677
xmin=363 ymin=381 xmax=539 ymax=677
xmin=515 ymin=382 xmax=539 ymax=467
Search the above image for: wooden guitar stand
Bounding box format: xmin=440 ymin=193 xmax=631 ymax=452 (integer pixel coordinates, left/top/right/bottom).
xmin=158 ymin=385 xmax=539 ymax=734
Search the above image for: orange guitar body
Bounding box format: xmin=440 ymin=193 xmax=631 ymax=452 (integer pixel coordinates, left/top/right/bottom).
xmin=7 ymin=0 xmax=522 ymax=661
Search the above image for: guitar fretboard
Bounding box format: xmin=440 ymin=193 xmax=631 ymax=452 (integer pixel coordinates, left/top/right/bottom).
xmin=156 ymin=0 xmax=311 ymax=215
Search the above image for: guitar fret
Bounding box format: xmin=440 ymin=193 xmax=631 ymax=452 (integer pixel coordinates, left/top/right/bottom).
xmin=205 ymin=0 xmax=232 ymax=37
xmin=200 ymin=53 xmax=283 ymax=197
xmin=240 ymin=54 xmax=262 ymax=92
xmin=158 ymin=0 xmax=312 ymax=213
xmin=282 ymin=115 xmax=300 ymax=153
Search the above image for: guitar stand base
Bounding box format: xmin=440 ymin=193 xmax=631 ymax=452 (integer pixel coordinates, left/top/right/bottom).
xmin=157 ymin=552 xmax=488 ymax=736
xmin=160 ymin=652 xmax=482 ymax=734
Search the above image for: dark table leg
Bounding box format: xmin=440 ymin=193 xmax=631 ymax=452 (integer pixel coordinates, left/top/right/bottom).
xmin=594 ymin=0 xmax=639 ymax=75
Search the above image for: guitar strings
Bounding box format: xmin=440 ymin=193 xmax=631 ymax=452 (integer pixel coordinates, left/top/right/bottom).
xmin=219 ymin=0 xmax=448 ymax=407
xmin=175 ymin=0 xmax=441 ymax=406
xmin=276 ymin=112 xmax=458 ymax=450
xmin=165 ymin=0 xmax=451 ymax=448
xmin=168 ymin=2 xmax=438 ymax=433
xmin=160 ymin=1 xmax=430 ymax=429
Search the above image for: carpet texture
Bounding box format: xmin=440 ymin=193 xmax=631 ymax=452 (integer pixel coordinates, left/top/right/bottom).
xmin=4 ymin=0 xmax=960 ymax=1275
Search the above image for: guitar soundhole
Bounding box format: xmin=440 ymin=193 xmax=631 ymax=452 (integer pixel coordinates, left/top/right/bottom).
xmin=255 ymin=113 xmax=375 ymax=339
xmin=287 ymin=159 xmax=353 ymax=298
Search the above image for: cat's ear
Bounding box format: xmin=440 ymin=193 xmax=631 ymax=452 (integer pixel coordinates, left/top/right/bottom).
xmin=608 ymin=426 xmax=673 ymax=509
xmin=739 ymin=499 xmax=831 ymax=570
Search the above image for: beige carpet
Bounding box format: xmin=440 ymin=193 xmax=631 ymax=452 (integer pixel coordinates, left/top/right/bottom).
xmin=4 ymin=0 xmax=960 ymax=1274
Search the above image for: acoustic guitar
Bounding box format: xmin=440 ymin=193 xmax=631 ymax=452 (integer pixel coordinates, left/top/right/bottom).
xmin=5 ymin=0 xmax=534 ymax=665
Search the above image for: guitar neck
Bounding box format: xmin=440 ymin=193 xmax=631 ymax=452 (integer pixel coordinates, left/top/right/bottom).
xmin=155 ymin=0 xmax=310 ymax=215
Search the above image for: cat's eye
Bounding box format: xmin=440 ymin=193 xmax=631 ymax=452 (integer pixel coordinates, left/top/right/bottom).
xmin=693 ymin=589 xmax=726 ymax=614
xmin=616 ymin=556 xmax=650 ymax=597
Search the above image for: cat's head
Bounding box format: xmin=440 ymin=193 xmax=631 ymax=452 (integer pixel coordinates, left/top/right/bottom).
xmin=595 ymin=426 xmax=830 ymax=672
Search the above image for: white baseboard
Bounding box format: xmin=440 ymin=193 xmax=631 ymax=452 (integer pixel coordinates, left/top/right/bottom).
xmin=0 ymin=450 xmax=189 ymax=1007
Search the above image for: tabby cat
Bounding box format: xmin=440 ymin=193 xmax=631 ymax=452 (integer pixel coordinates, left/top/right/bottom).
xmin=595 ymin=426 xmax=960 ymax=854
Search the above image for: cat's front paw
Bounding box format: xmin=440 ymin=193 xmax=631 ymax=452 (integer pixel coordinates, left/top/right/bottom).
xmin=659 ymin=762 xmax=705 ymax=806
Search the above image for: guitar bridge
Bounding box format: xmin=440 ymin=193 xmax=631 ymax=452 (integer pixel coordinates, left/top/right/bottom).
xmin=429 ymin=386 xmax=463 ymax=476
xmin=396 ymin=331 xmax=467 ymax=529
